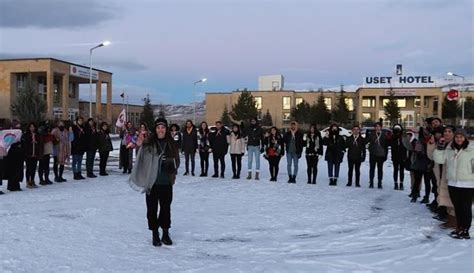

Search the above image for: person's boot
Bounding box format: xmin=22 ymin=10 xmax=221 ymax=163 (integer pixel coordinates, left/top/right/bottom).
xmin=377 ymin=181 xmax=382 ymax=189
xmin=199 ymin=173 xmax=206 ymax=177
xmin=369 ymin=181 xmax=374 ymax=188
xmin=334 ymin=178 xmax=338 ymax=186
xmin=399 ymin=182 xmax=404 ymax=191
xmin=39 ymin=177 xmax=48 ymax=185
xmin=455 ymin=230 xmax=470 ymax=240
xmin=212 ymin=173 xmax=218 ymax=178
xmin=420 ymin=196 xmax=429 ymax=204
xmin=255 ymin=172 xmax=259 ymax=180
xmin=45 ymin=175 xmax=53 ymax=185
xmin=73 ymin=173 xmax=79 ymax=180
xmin=394 ymin=182 xmax=399 ymax=190
xmin=183 ymin=171 xmax=189 ymax=176
xmin=288 ymin=175 xmax=293 ymax=183
xmin=346 ymin=181 xmax=352 ymax=187
xmin=427 ymin=200 xmax=438 ymax=211
xmin=161 ymin=229 xmax=173 ymax=245
xmin=329 ymin=178 xmax=335 ymax=186
xmin=410 ymin=193 xmax=419 ymax=203
xmin=78 ymin=172 xmax=86 ymax=180
xmin=191 ymin=172 xmax=195 ymax=176
xmin=246 ymin=171 xmax=252 ymax=180
xmin=152 ymin=229 xmax=162 ymax=247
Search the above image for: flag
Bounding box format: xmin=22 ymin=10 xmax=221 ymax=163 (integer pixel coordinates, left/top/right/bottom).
xmin=0 ymin=129 xmax=22 ymax=155
xmin=447 ymin=89 xmax=459 ymax=101
xmin=116 ymin=109 xmax=127 ymax=128
xmin=120 ymin=92 xmax=125 ymax=98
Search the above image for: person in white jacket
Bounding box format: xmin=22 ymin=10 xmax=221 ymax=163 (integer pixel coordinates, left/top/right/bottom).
xmin=229 ymin=124 xmax=246 ymax=179
xmin=433 ymin=129 xmax=474 ymax=240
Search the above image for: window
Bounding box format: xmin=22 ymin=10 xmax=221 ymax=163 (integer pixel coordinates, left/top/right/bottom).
xmin=17 ymin=73 xmax=27 ymax=90
xmin=378 ymin=111 xmax=391 ymax=127
xmin=283 ymin=96 xmax=291 ymax=110
xmin=382 ymin=98 xmax=406 ymax=108
xmin=257 ymin=111 xmax=262 ymax=120
xmin=324 ymin=98 xmax=332 ymax=110
xmin=53 ymin=83 xmax=60 ymax=103
xmin=295 ymin=97 xmax=303 ymax=106
xmin=424 ymin=97 xmax=429 ymax=108
xmin=433 ymin=97 xmax=439 ymax=113
xmin=69 ymin=83 xmax=76 ymax=98
xmin=401 ymin=111 xmax=415 ymax=128
xmin=38 ymin=76 xmax=46 ymax=95
xmin=362 ymin=97 xmax=376 ymax=107
xmin=362 ymin=113 xmax=372 ymax=121
xmin=254 ymin=96 xmax=262 ymax=110
xmin=345 ymin=98 xmax=354 ymax=111
xmin=414 ymin=97 xmax=421 ymax=108
xmin=283 ymin=113 xmax=291 ymax=121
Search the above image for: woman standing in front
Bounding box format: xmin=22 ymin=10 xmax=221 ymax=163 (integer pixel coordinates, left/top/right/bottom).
xmin=434 ymin=129 xmax=474 ymax=240
xmin=263 ymin=127 xmax=284 ymax=182
xmin=305 ymin=124 xmax=323 ymax=184
xmin=130 ymin=118 xmax=180 ymax=247
xmin=198 ymin=121 xmax=211 ymax=177
xmin=24 ymin=122 xmax=41 ymax=188
xmin=98 ymin=122 xmax=113 ymax=176
xmin=229 ymin=124 xmax=246 ymax=179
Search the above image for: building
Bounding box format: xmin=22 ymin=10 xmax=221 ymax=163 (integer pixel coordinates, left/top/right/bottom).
xmin=258 ymin=75 xmax=284 ymax=91
xmin=0 ymin=58 xmax=113 ymax=122
xmin=206 ymin=73 xmax=474 ymax=129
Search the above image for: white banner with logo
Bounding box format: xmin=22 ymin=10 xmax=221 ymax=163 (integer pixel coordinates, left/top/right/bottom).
xmin=70 ymin=65 xmax=99 ymax=80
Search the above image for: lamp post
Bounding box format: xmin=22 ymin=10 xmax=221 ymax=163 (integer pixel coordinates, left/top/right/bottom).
xmin=193 ymin=78 xmax=207 ymax=124
xmin=447 ymin=72 xmax=466 ymax=128
xmin=89 ymin=40 xmax=111 ymax=118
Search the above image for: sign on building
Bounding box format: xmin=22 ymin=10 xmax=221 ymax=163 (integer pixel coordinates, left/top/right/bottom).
xmin=70 ymin=65 xmax=98 ymax=80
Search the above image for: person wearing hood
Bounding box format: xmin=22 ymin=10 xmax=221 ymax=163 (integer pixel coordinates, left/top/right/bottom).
xmin=367 ymin=122 xmax=389 ymax=189
xmin=305 ymin=124 xmax=323 ymax=184
xmin=129 ymin=118 xmax=180 ymax=246
xmin=182 ymin=120 xmax=198 ymax=176
xmin=322 ymin=123 xmax=346 ymax=186
xmin=283 ymin=121 xmax=305 ymax=183
xmin=391 ymin=124 xmax=408 ymax=190
xmin=345 ymin=125 xmax=366 ymax=187
xmin=433 ymin=129 xmax=474 ymax=240
xmin=244 ymin=117 xmax=264 ymax=180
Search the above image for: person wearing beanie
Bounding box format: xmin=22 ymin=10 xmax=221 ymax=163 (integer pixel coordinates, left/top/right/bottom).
xmin=322 ymin=123 xmax=346 ymax=186
xmin=367 ymin=122 xmax=389 ymax=189
xmin=434 ymin=128 xmax=474 ymax=240
xmin=243 ymin=117 xmax=264 ymax=180
xmin=130 ymin=117 xmax=180 ymax=246
xmin=390 ymin=124 xmax=408 ymax=190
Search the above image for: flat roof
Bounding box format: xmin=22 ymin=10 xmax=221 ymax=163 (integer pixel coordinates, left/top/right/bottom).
xmin=0 ymin=58 xmax=113 ymax=75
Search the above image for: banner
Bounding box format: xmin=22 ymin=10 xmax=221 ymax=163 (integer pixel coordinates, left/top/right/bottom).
xmin=116 ymin=109 xmax=127 ymax=128
xmin=447 ymin=89 xmax=459 ymax=101
xmin=0 ymin=129 xmax=22 ymax=156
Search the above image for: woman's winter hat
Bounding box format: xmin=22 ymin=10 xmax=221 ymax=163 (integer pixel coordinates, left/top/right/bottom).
xmin=155 ymin=118 xmax=168 ymax=127
xmin=454 ymin=128 xmax=468 ymax=138
xmin=392 ymin=124 xmax=403 ymax=130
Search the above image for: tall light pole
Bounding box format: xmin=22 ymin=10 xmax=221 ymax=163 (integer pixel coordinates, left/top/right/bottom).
xmin=447 ymin=72 xmax=466 ymax=128
xmin=89 ymin=40 xmax=111 ymax=118
xmin=193 ymin=78 xmax=207 ymax=124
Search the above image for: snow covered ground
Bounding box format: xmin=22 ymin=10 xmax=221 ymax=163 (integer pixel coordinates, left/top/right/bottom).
xmin=1 ymin=147 xmax=473 ymax=273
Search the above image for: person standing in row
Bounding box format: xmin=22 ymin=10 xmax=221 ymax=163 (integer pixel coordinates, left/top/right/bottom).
xmin=38 ymin=124 xmax=54 ymax=185
xmin=209 ymin=121 xmax=230 ymax=178
xmin=390 ymin=124 xmax=407 ymax=190
xmin=198 ymin=121 xmax=211 ymax=177
xmin=24 ymin=122 xmax=41 ymax=188
xmin=51 ymin=121 xmax=71 ymax=182
xmin=170 ymin=124 xmax=182 ymax=153
xmin=6 ymin=121 xmax=24 ymax=191
xmin=71 ymin=117 xmax=87 ymax=180
xmin=182 ymin=120 xmax=198 ymax=176
xmin=244 ymin=117 xmax=264 ymax=180
xmin=322 ymin=123 xmax=346 ymax=186
xmin=263 ymin=127 xmax=284 ymax=182
xmin=283 ymin=121 xmax=304 ymax=183
xmin=367 ymin=122 xmax=389 ymax=189
xmin=136 ymin=123 xmax=150 ymax=154
xmin=305 ymin=124 xmax=323 ymax=184
xmin=131 ymin=118 xmax=180 ymax=246
xmin=406 ymin=127 xmax=431 ymax=203
xmin=98 ymin=122 xmax=113 ymax=176
xmin=85 ymin=118 xmax=99 ymax=178
xmin=345 ymin=125 xmax=365 ymax=187
xmin=229 ymin=124 xmax=246 ymax=179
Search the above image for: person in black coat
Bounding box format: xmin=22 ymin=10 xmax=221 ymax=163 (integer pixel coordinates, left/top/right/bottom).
xmin=85 ymin=118 xmax=99 ymax=178
xmin=263 ymin=127 xmax=284 ymax=182
xmin=367 ymin=122 xmax=389 ymax=189
xmin=209 ymin=121 xmax=229 ymax=178
xmin=6 ymin=121 xmax=24 ymax=191
xmin=345 ymin=125 xmax=366 ymax=187
xmin=322 ymin=123 xmax=346 ymax=186
xmin=71 ymin=116 xmax=87 ymax=180
xmin=98 ymin=122 xmax=113 ymax=176
xmin=390 ymin=124 xmax=408 ymax=190
xmin=283 ymin=121 xmax=305 ymax=183
xmin=182 ymin=120 xmax=198 ymax=176
xmin=198 ymin=121 xmax=211 ymax=177
xmin=24 ymin=122 xmax=41 ymax=188
xmin=305 ymin=124 xmax=323 ymax=184
xmin=170 ymin=124 xmax=182 ymax=152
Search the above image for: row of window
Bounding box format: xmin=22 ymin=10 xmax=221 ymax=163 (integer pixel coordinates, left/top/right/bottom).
xmin=16 ymin=74 xmax=77 ymax=103
xmin=361 ymin=97 xmax=439 ymax=108
xmin=362 ymin=111 xmax=422 ymax=128
xmin=254 ymin=96 xmax=355 ymax=111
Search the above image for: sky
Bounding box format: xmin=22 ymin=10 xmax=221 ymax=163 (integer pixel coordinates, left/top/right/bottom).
xmin=0 ymin=0 xmax=472 ymax=105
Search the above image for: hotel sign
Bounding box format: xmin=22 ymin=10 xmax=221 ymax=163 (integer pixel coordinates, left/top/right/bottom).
xmin=364 ymin=76 xmax=435 ymax=87
xmin=70 ymin=65 xmax=98 ymax=80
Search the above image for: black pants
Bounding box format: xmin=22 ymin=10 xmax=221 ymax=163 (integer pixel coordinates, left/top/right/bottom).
xmin=146 ymin=184 xmax=173 ymax=230
xmin=412 ymin=171 xmax=431 ymax=197
xmin=86 ymin=150 xmax=96 ymax=174
xmin=230 ymin=154 xmax=242 ymax=176
xmin=393 ymin=160 xmax=405 ymax=183
xmin=448 ymin=186 xmax=474 ymax=231
xmin=38 ymin=154 xmax=51 ymax=181
xmin=99 ymin=151 xmax=110 ymax=174
xmin=423 ymin=171 xmax=432 ymax=198
xmin=369 ymin=157 xmax=385 ymax=183
xmin=306 ymin=155 xmax=319 ymax=183
xmin=184 ymin=151 xmax=196 ymax=173
xmin=213 ymin=153 xmax=226 ymax=176
xmin=25 ymin=157 xmax=38 ymax=182
xmin=268 ymin=156 xmax=281 ymax=179
xmin=199 ymin=151 xmax=209 ymax=175
xmin=429 ymin=169 xmax=438 ymax=199
xmin=120 ymin=145 xmax=131 ymax=172
xmin=348 ymin=160 xmax=361 ymax=185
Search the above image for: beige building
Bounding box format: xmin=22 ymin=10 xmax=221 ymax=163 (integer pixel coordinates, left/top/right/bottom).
xmin=0 ymin=58 xmax=113 ymax=122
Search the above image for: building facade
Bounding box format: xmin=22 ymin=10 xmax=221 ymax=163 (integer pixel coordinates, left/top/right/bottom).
xmin=0 ymin=58 xmax=113 ymax=122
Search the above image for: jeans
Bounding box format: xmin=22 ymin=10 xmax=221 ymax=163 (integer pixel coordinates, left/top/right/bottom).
xmin=369 ymin=156 xmax=385 ymax=183
xmin=199 ymin=151 xmax=209 ymax=175
xmin=286 ymin=153 xmax=299 ymax=176
xmin=393 ymin=160 xmax=405 ymax=183
xmin=348 ymin=160 xmax=361 ymax=185
xmin=327 ymin=161 xmax=341 ymax=178
xmin=184 ymin=151 xmax=196 ymax=173
xmin=247 ymin=145 xmax=261 ymax=171
xmin=72 ymin=153 xmax=84 ymax=173
xmin=231 ymin=154 xmax=242 ymax=176
xmin=99 ymin=151 xmax=110 ymax=174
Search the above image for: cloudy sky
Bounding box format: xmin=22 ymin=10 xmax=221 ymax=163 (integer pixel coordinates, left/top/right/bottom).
xmin=0 ymin=0 xmax=472 ymax=104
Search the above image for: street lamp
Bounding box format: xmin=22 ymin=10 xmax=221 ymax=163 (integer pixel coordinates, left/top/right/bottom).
xmin=89 ymin=40 xmax=111 ymax=118
xmin=447 ymin=72 xmax=466 ymax=128
xmin=193 ymin=78 xmax=207 ymax=124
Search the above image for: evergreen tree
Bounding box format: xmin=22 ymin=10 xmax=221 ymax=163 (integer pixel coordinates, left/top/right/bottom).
xmin=230 ymin=90 xmax=258 ymax=123
xmin=11 ymin=73 xmax=47 ymax=125
xmin=140 ymin=94 xmax=155 ymax=129
xmin=261 ymin=109 xmax=273 ymax=126
xmin=221 ymin=105 xmax=232 ymax=126
xmin=157 ymin=103 xmax=166 ymax=119
xmin=310 ymin=94 xmax=331 ymax=126
xmin=383 ymin=91 xmax=401 ymax=126
xmin=290 ymin=101 xmax=311 ymax=124
xmin=333 ymin=91 xmax=350 ymax=125
xmin=463 ymin=97 xmax=474 ymax=119
xmin=442 ymin=95 xmax=459 ymax=124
